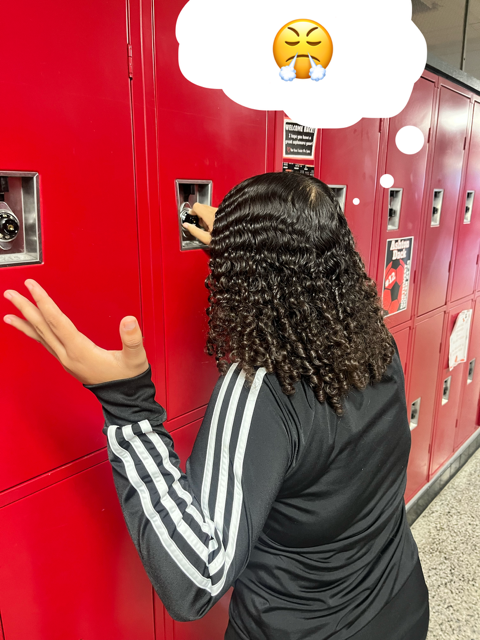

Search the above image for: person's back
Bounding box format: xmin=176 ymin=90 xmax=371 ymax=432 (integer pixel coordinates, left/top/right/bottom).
xmin=84 ymin=171 xmax=430 ymax=640
xmin=227 ymin=339 xmax=423 ymax=639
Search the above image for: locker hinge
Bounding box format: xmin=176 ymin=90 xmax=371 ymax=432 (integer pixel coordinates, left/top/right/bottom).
xmin=455 ymin=418 xmax=458 ymax=430
xmin=476 ymin=253 xmax=479 ymax=265
xmin=439 ymin=341 xmax=442 ymax=354
xmin=413 ymin=269 xmax=416 ymax=284
xmin=127 ymin=43 xmax=133 ymax=79
xmin=379 ymin=119 xmax=383 ymax=133
xmin=427 ymin=128 xmax=431 ymax=144
xmin=463 ymin=137 xmax=467 ymax=150
xmin=428 ymin=443 xmax=431 ymax=455
xmin=448 ymin=260 xmax=451 ymax=273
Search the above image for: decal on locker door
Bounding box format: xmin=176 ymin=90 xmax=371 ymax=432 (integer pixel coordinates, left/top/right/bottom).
xmin=282 ymin=162 xmax=315 ymax=176
xmin=382 ymin=237 xmax=414 ymax=317
xmin=283 ymin=119 xmax=317 ymax=159
xmin=449 ymin=309 xmax=473 ymax=371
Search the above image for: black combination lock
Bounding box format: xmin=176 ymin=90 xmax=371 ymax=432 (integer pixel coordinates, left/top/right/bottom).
xmin=180 ymin=208 xmax=202 ymax=229
xmin=180 ymin=207 xmax=203 ymax=229
xmin=0 ymin=211 xmax=20 ymax=242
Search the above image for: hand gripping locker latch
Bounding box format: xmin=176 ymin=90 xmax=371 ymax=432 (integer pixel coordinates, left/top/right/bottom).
xmin=175 ymin=180 xmax=212 ymax=251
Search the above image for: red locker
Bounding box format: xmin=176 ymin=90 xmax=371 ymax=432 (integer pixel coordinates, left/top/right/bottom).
xmin=151 ymin=0 xmax=271 ymax=424
xmin=450 ymin=100 xmax=480 ymax=302
xmin=416 ymin=85 xmax=470 ymax=317
xmin=405 ymin=312 xmax=444 ymax=502
xmin=455 ymin=296 xmax=480 ymax=449
xmin=429 ymin=299 xmax=474 ymax=477
xmin=376 ymin=76 xmax=436 ymax=329
xmin=0 ymin=463 xmax=154 ymax=640
xmin=0 ymin=0 xmax=141 ymax=491
xmin=318 ymin=119 xmax=381 ymax=275
xmin=3 ymin=0 xmax=480 ymax=635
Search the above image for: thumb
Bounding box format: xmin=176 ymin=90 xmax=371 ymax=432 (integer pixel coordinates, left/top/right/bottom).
xmin=120 ymin=316 xmax=145 ymax=358
xmin=182 ymin=222 xmax=211 ymax=245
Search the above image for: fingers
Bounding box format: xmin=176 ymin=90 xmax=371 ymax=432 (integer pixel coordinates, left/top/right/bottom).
xmin=3 ymin=313 xmax=62 ymax=360
xmin=23 ymin=280 xmax=84 ymax=350
xmin=3 ymin=282 xmax=68 ymax=359
xmin=182 ymin=223 xmax=212 ymax=245
xmin=190 ymin=203 xmax=217 ymax=233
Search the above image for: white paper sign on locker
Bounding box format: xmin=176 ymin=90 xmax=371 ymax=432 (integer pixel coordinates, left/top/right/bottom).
xmin=449 ymin=310 xmax=473 ymax=371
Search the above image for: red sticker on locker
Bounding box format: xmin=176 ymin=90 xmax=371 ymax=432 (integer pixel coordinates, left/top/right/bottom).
xmin=382 ymin=237 xmax=414 ymax=317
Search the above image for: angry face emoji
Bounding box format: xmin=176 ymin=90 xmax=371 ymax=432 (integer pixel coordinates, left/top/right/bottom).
xmin=273 ymin=19 xmax=333 ymax=80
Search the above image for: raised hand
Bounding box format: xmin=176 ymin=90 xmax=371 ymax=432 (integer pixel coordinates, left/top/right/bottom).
xmin=3 ymin=280 xmax=149 ymax=385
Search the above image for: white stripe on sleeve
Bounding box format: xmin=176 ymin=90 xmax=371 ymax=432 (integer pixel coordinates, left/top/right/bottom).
xmin=107 ymin=365 xmax=267 ymax=596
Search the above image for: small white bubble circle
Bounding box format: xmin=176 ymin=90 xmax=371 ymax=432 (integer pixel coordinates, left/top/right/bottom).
xmin=395 ymin=126 xmax=425 ymax=155
xmin=353 ymin=198 xmax=360 ymax=205
xmin=380 ymin=174 xmax=395 ymax=189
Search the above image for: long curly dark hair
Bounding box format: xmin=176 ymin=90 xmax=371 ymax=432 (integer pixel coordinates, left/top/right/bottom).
xmin=205 ymin=172 xmax=395 ymax=416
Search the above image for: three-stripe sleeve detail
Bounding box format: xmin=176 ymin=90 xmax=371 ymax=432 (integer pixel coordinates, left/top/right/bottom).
xmin=106 ymin=364 xmax=268 ymax=596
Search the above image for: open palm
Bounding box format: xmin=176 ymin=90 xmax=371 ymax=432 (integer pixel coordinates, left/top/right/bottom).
xmin=3 ymin=280 xmax=149 ymax=385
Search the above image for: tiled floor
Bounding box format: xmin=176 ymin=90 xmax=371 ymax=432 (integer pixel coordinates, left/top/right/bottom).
xmin=410 ymin=446 xmax=480 ymax=640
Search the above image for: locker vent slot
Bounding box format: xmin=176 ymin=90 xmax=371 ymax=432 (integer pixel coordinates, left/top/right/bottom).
xmin=431 ymin=189 xmax=444 ymax=227
xmin=387 ymin=189 xmax=403 ymax=231
xmin=467 ymin=358 xmax=475 ymax=384
xmin=410 ymin=398 xmax=421 ymax=431
xmin=464 ymin=191 xmax=475 ymax=224
xmin=328 ymin=185 xmax=346 ymax=213
xmin=442 ymin=376 xmax=451 ymax=405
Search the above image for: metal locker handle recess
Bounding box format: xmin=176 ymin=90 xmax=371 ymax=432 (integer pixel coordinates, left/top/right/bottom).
xmin=464 ymin=191 xmax=475 ymax=224
xmin=442 ymin=376 xmax=451 ymax=405
xmin=467 ymin=358 xmax=475 ymax=384
xmin=175 ymin=179 xmax=213 ymax=251
xmin=410 ymin=398 xmax=421 ymax=431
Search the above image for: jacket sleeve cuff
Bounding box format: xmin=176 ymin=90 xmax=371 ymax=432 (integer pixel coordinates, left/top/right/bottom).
xmin=83 ymin=365 xmax=167 ymax=428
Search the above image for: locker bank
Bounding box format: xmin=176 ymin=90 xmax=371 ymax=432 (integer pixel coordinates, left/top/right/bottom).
xmin=1 ymin=1 xmax=480 ymax=638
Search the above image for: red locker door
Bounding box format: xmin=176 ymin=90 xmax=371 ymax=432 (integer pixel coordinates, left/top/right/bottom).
xmin=155 ymin=419 xmax=233 ymax=640
xmin=377 ymin=76 xmax=435 ymax=329
xmin=416 ymin=86 xmax=470 ymax=317
xmin=153 ymin=1 xmax=269 ymax=424
xmin=430 ymin=300 xmax=474 ymax=477
xmin=319 ymin=119 xmax=381 ymax=276
xmin=455 ymin=296 xmax=480 ymax=449
xmin=0 ymin=463 xmax=154 ymax=640
xmin=405 ymin=312 xmax=444 ymax=503
xmin=0 ymin=0 xmax=141 ymax=491
xmin=450 ymin=100 xmax=480 ymax=302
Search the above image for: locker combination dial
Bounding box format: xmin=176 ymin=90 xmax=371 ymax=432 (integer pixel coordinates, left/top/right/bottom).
xmin=180 ymin=204 xmax=203 ymax=229
xmin=0 ymin=207 xmax=20 ymax=244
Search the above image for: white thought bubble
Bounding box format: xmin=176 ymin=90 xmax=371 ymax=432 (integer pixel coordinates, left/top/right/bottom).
xmin=380 ymin=174 xmax=395 ymax=188
xmin=396 ymin=126 xmax=425 ymax=154
xmin=176 ymin=0 xmax=427 ymax=129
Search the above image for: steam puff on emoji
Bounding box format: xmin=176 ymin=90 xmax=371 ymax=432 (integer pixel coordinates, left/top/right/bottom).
xmin=273 ymin=19 xmax=333 ymax=81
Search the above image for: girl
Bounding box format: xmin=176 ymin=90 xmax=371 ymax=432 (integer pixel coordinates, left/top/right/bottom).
xmin=3 ymin=172 xmax=429 ymax=640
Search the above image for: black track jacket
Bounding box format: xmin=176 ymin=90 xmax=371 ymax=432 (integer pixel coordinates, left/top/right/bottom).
xmin=84 ymin=337 xmax=419 ymax=640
